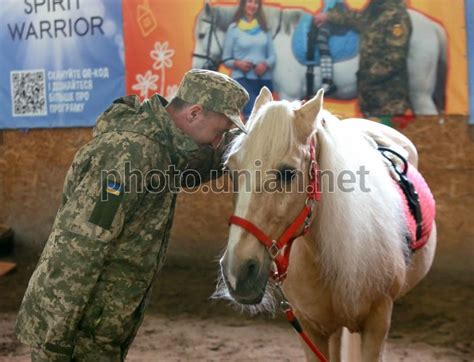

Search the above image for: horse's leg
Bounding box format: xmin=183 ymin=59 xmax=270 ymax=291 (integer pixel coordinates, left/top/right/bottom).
xmin=329 ymin=328 xmax=343 ymax=361
xmin=332 ymin=57 xmax=358 ymax=100
xmin=329 ymin=327 xmax=363 ymax=362
xmin=409 ymin=91 xmax=438 ymax=115
xmin=407 ymin=12 xmax=440 ymax=115
xmin=361 ymin=297 xmax=393 ymax=361
xmin=400 ymin=222 xmax=437 ymax=296
xmin=341 ymin=329 xmax=362 ymax=362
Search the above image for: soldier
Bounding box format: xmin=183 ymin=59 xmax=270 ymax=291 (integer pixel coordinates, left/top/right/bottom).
xmin=15 ymin=69 xmax=249 ymax=361
xmin=314 ymin=0 xmax=412 ymax=116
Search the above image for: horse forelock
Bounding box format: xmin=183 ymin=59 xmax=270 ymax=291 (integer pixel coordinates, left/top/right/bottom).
xmin=313 ymin=115 xmax=408 ymax=312
xmin=227 ymin=101 xmax=296 ymax=168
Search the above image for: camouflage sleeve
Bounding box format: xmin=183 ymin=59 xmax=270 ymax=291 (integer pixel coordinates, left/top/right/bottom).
xmin=326 ymin=6 xmax=363 ymax=31
xmin=26 ymin=133 xmax=151 ymax=348
xmin=360 ymin=8 xmax=411 ymax=84
xmin=181 ymin=129 xmax=241 ymax=187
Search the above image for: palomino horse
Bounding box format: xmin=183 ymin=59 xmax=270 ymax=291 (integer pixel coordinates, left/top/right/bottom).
xmin=217 ymin=88 xmax=437 ymax=361
xmin=192 ymin=2 xmax=447 ymax=115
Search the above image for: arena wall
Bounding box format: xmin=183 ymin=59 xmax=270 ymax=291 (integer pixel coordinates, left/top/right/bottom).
xmin=0 ymin=118 xmax=472 ymax=273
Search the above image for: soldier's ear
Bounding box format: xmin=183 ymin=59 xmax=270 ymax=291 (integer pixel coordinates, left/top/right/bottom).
xmin=187 ymin=104 xmax=204 ymax=123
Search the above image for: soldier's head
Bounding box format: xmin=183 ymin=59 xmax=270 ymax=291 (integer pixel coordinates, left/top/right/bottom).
xmin=168 ymin=69 xmax=249 ymax=148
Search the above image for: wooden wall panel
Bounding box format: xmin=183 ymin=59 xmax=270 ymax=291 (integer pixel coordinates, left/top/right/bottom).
xmin=0 ymin=119 xmax=472 ymax=269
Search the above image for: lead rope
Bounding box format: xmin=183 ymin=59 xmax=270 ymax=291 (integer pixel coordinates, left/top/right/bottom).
xmin=275 ymin=284 xmax=328 ymax=362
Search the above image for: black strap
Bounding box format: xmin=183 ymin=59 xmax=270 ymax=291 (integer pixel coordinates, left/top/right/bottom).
xmin=307 ymin=21 xmax=318 ymax=62
xmin=272 ymin=9 xmax=283 ymax=40
xmin=305 ymin=22 xmax=319 ymax=99
xmin=378 ymin=147 xmax=422 ymax=241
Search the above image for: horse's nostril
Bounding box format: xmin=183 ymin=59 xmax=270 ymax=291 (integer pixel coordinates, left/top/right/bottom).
xmin=242 ymin=259 xmax=259 ymax=282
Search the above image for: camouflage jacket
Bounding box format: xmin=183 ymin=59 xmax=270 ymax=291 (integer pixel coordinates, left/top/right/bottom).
xmin=327 ymin=0 xmax=412 ymax=114
xmin=15 ymin=94 xmax=231 ymax=356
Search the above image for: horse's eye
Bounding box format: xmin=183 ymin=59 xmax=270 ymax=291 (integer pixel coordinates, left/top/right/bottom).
xmin=198 ymin=33 xmax=205 ymax=39
xmin=278 ymin=167 xmax=297 ymax=183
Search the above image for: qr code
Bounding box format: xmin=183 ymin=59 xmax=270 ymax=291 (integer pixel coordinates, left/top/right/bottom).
xmin=11 ymin=70 xmax=47 ymax=116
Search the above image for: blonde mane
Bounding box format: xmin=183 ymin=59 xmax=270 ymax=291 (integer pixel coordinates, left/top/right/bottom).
xmin=315 ymin=111 xmax=408 ymax=312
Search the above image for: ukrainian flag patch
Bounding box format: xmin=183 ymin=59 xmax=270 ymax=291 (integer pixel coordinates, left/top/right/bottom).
xmin=89 ymin=179 xmax=124 ymax=230
xmin=106 ymin=181 xmax=122 ymax=196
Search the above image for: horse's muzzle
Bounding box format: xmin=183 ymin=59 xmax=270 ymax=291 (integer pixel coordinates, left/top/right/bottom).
xmin=220 ymin=257 xmax=269 ymax=305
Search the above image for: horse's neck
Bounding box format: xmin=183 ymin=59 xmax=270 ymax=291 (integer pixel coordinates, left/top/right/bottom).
xmin=280 ymin=8 xmax=304 ymax=35
xmin=214 ymin=5 xmax=237 ymax=31
xmin=304 ymin=123 xmax=407 ymax=308
xmin=262 ymin=7 xmax=283 ymax=33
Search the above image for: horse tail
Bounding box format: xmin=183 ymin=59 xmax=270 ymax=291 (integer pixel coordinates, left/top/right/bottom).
xmin=433 ymin=23 xmax=447 ymax=113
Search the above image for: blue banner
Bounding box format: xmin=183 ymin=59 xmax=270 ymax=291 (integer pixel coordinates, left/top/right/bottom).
xmin=467 ymin=0 xmax=474 ymax=124
xmin=0 ymin=0 xmax=125 ymax=129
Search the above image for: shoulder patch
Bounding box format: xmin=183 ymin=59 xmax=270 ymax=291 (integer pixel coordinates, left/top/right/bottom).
xmin=392 ymin=24 xmax=404 ymax=37
xmin=89 ymin=179 xmax=124 ymax=230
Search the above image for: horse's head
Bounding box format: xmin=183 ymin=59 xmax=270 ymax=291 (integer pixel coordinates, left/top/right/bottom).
xmin=218 ymin=88 xmax=325 ymax=308
xmin=192 ymin=2 xmax=226 ymax=71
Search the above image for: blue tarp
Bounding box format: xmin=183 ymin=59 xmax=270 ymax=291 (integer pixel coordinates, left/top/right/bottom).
xmin=0 ymin=0 xmax=125 ymax=129
xmin=291 ymin=13 xmax=359 ymax=67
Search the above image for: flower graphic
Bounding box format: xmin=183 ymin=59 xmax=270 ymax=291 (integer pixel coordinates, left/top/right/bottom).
xmin=150 ymin=41 xmax=174 ymax=70
xmin=166 ymin=85 xmax=178 ymax=100
xmin=131 ymin=70 xmax=158 ymax=98
xmin=150 ymin=41 xmax=175 ymax=93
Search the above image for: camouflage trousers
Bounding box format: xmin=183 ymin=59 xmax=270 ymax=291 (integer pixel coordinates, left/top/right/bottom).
xmin=30 ymin=332 xmax=124 ymax=362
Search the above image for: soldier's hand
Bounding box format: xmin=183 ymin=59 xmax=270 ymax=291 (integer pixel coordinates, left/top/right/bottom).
xmin=313 ymin=13 xmax=328 ymax=26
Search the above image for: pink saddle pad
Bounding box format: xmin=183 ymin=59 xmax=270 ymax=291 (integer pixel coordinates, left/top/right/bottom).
xmin=394 ymin=165 xmax=436 ymax=250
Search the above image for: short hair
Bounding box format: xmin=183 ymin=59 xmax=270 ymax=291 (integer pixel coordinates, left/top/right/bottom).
xmin=168 ymin=97 xmax=191 ymax=110
xmin=168 ymin=97 xmax=214 ymax=116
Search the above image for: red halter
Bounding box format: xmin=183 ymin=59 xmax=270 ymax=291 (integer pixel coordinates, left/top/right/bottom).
xmin=228 ymin=137 xmax=327 ymax=362
xmin=228 ymin=137 xmax=321 ymax=282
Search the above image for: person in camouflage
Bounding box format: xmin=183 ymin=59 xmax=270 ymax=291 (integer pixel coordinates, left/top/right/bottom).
xmin=314 ymin=0 xmax=412 ymax=116
xmin=15 ymin=69 xmax=249 ymax=361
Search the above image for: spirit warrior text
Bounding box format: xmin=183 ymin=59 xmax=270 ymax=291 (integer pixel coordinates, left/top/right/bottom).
xmin=8 ymin=0 xmax=104 ymax=41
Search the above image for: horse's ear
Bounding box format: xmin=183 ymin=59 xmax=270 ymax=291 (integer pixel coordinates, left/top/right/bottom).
xmin=205 ymin=1 xmax=211 ymax=16
xmin=248 ymin=86 xmax=273 ymax=121
xmin=295 ymin=89 xmax=324 ymax=142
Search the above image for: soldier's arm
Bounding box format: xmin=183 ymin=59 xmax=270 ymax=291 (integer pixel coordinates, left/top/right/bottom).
xmin=326 ymin=5 xmax=363 ymax=31
xmin=182 ymin=129 xmax=242 ymax=187
xmin=37 ymin=138 xmax=149 ymax=347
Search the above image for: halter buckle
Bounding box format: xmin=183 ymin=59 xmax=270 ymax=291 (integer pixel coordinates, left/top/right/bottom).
xmin=280 ymin=300 xmax=292 ymax=312
xmin=268 ymin=240 xmax=281 ymax=260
